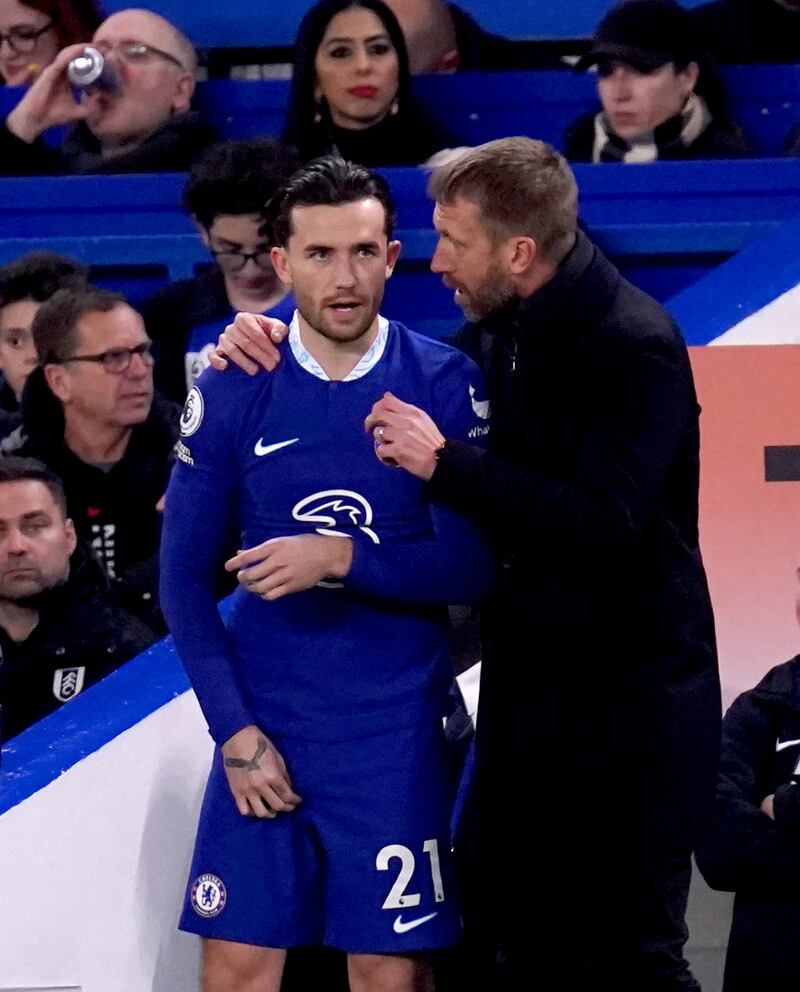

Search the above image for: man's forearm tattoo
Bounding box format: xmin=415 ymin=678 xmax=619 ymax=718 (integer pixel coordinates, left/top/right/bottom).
xmin=224 ymin=736 xmax=268 ymax=771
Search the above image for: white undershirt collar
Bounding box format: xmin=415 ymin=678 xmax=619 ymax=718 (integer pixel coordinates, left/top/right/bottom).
xmin=288 ymin=311 xmax=389 ymax=381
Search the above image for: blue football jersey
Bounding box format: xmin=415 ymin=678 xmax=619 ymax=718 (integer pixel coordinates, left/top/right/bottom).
xmin=160 ymin=314 xmax=493 ymax=745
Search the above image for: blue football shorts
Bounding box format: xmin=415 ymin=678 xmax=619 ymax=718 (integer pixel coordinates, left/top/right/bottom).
xmin=180 ymin=719 xmax=462 ymax=953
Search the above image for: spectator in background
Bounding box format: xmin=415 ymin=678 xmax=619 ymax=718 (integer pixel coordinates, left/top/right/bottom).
xmin=0 ymin=251 xmax=88 ymax=447
xmin=382 ymin=0 xmax=526 ymax=74
xmin=4 ymin=286 xmax=179 ymax=631
xmin=284 ymin=0 xmax=456 ymax=166
xmin=0 ymin=0 xmax=102 ymax=87
xmin=564 ymin=0 xmax=753 ymax=163
xmin=0 ymin=456 xmax=154 ymax=742
xmin=0 ymin=7 xmax=216 ymax=174
xmin=695 ymin=655 xmax=800 ymax=991
xmin=140 ymin=139 xmax=299 ymax=403
xmin=693 ymin=0 xmax=800 ymax=64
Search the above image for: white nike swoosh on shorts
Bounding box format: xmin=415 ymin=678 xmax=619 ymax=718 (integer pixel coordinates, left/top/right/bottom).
xmin=776 ymin=737 xmax=800 ymax=751
xmin=393 ymin=912 xmax=438 ymax=934
xmin=254 ymin=438 xmax=299 ymax=456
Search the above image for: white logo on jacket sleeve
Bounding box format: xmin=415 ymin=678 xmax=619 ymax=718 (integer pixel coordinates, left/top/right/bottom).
xmin=180 ymin=386 xmax=204 ymax=437
xmin=469 ymin=384 xmax=490 ymax=420
xmin=53 ymin=666 xmax=86 ymax=702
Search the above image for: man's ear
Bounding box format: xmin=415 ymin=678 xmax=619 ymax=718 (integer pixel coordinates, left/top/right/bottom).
xmin=271 ymin=246 xmax=292 ymax=287
xmin=385 ymin=239 xmax=402 ymax=278
xmin=64 ymin=517 xmax=78 ymax=557
xmin=507 ymin=236 xmax=537 ymax=275
xmin=44 ymin=363 xmax=71 ymax=404
xmin=171 ymin=73 xmax=195 ymax=114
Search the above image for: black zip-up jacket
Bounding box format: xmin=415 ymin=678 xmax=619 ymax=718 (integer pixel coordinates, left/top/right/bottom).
xmin=695 ymin=656 xmax=800 ymax=992
xmin=0 ymin=542 xmax=155 ymax=742
xmin=6 ymin=368 xmax=180 ymax=630
xmin=0 ymin=110 xmax=216 ymax=176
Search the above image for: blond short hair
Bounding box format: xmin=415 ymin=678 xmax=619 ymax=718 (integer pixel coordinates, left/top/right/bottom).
xmin=428 ymin=137 xmax=578 ymax=265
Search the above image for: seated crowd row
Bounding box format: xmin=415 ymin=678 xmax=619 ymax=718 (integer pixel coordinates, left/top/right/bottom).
xmin=1 ymin=0 xmax=799 ymax=175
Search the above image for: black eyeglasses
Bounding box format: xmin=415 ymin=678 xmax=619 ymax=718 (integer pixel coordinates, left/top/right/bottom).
xmin=210 ymin=247 xmax=274 ymax=273
xmin=94 ymin=41 xmax=186 ymax=71
xmin=58 ymin=341 xmax=154 ymax=374
xmin=0 ymin=18 xmax=56 ymax=55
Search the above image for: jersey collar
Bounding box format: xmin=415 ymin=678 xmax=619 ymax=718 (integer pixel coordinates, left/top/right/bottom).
xmin=288 ymin=312 xmax=389 ymax=382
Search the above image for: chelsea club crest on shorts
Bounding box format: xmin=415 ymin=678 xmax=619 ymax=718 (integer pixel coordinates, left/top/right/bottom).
xmin=191 ymin=873 xmax=227 ymax=917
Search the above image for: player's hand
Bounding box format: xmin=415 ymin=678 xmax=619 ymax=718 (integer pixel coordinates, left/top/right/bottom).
xmin=221 ymin=724 xmax=302 ymax=818
xmin=6 ymin=44 xmax=93 ymax=142
xmin=761 ymin=794 xmax=776 ymax=820
xmin=365 ymin=391 xmax=446 ymax=481
xmin=226 ymin=534 xmax=354 ymax=600
xmin=208 ymin=312 xmax=288 ymax=375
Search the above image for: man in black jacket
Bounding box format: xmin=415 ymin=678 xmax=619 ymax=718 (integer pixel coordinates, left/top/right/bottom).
xmin=695 ymin=656 xmax=800 ymax=992
xmin=4 ymin=286 xmax=180 ymax=631
xmin=363 ymin=137 xmax=721 ymax=991
xmin=210 ymin=137 xmax=721 ymax=989
xmin=0 ymin=457 xmax=154 ymax=742
xmin=0 ymin=8 xmax=215 ymax=176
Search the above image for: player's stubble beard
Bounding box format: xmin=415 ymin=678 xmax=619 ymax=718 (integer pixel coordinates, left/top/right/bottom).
xmin=295 ymin=292 xmax=380 ymax=346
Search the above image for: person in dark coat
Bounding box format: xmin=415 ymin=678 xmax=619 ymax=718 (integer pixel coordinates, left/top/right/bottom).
xmin=0 ymin=456 xmax=154 ymax=742
xmin=695 ymin=656 xmax=800 ymax=992
xmin=564 ymin=0 xmax=753 ymax=163
xmin=140 ymin=139 xmax=299 ymax=404
xmin=364 ymin=136 xmax=721 ymax=990
xmin=3 ymin=286 xmax=180 ymax=632
xmin=692 ymin=0 xmax=800 ymax=64
xmin=284 ymin=0 xmax=456 ymax=166
xmin=0 ymin=8 xmax=216 ymax=176
xmin=210 ymin=135 xmax=722 ymax=989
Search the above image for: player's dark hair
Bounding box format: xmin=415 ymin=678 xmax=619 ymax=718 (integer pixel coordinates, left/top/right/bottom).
xmin=0 ymin=251 xmax=89 ymax=309
xmin=0 ymin=456 xmax=67 ymax=516
xmin=265 ymin=156 xmax=397 ymax=246
xmin=32 ymin=286 xmax=129 ymax=365
xmin=183 ymin=139 xmax=302 ymax=231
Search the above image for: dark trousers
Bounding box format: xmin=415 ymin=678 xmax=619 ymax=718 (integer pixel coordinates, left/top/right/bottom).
xmin=436 ymin=849 xmax=702 ymax=992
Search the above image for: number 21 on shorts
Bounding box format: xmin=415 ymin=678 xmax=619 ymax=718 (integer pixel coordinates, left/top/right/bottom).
xmin=376 ymin=838 xmax=445 ymax=908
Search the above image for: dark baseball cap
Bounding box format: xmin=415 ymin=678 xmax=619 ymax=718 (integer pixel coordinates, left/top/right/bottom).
xmin=576 ymin=0 xmax=702 ymax=73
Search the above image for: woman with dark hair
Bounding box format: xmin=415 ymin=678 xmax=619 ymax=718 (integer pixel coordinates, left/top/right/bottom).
xmin=0 ymin=0 xmax=102 ymax=86
xmin=284 ymin=0 xmax=454 ymax=166
xmin=564 ymin=0 xmax=753 ymax=163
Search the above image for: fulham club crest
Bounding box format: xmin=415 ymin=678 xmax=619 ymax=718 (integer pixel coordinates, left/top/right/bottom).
xmin=191 ymin=873 xmax=227 ymax=917
xmin=52 ymin=666 xmax=86 ymax=702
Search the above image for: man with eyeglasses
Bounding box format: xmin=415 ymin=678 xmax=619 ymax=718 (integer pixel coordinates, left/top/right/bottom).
xmin=3 ymin=285 xmax=180 ymax=632
xmin=140 ymin=139 xmax=300 ymax=403
xmin=0 ymin=8 xmax=216 ymax=175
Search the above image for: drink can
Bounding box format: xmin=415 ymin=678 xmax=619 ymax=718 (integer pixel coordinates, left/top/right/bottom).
xmin=66 ymin=46 xmax=120 ymax=92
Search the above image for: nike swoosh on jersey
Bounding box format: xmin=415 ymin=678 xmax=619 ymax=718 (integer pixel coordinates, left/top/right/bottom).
xmin=254 ymin=438 xmax=299 ymax=457
xmin=776 ymin=737 xmax=800 ymax=751
xmin=393 ymin=912 xmax=438 ymax=934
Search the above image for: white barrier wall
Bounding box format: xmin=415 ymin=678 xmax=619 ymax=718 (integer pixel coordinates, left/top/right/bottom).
xmin=0 ymin=692 xmax=212 ymax=992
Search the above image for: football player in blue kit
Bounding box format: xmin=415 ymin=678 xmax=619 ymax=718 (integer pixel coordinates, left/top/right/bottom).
xmin=159 ymin=157 xmax=494 ymax=992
